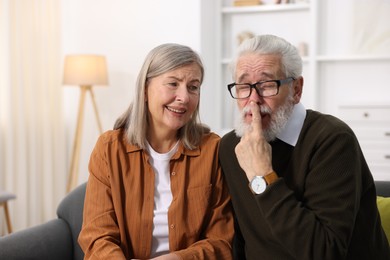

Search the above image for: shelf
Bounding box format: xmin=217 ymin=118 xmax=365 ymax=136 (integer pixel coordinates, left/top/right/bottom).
xmin=339 ymin=103 xmax=390 ymax=109
xmin=222 ymin=56 xmax=310 ymax=65
xmin=223 ymin=55 xmax=390 ymax=64
xmin=215 ymin=0 xmax=390 ymax=181
xmin=222 ymin=3 xmax=310 ymax=14
xmin=316 ymin=55 xmax=390 ymax=62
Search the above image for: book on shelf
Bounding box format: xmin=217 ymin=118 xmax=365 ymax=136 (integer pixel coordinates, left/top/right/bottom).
xmin=233 ymin=0 xmax=262 ymax=6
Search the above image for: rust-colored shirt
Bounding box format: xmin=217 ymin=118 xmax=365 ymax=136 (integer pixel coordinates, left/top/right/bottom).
xmin=78 ymin=129 xmax=233 ymax=260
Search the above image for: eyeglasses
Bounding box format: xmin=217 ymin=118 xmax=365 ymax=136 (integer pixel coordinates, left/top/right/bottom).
xmin=227 ymin=77 xmax=295 ymax=99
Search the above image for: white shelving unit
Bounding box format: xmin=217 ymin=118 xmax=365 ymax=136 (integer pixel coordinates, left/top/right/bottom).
xmin=338 ymin=105 xmax=390 ymax=181
xmin=216 ymin=0 xmax=317 ymax=131
xmin=214 ymin=0 xmax=390 ymax=180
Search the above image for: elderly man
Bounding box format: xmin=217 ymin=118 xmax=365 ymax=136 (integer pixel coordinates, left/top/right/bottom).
xmin=219 ymin=34 xmax=390 ymax=260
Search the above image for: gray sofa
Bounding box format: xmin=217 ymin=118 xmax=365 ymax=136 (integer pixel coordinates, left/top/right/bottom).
xmin=0 ymin=181 xmax=389 ymax=260
xmin=0 ymin=183 xmax=86 ymax=260
xmin=377 ymin=181 xmax=390 ymax=197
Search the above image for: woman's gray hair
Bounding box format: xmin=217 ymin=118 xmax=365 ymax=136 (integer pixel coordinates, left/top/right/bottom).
xmin=230 ymin=34 xmax=302 ymax=80
xmin=114 ymin=43 xmax=209 ymax=150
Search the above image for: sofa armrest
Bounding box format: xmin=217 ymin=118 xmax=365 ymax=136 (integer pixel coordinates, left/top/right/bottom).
xmin=57 ymin=182 xmax=86 ymax=260
xmin=375 ymin=181 xmax=390 ymax=197
xmin=0 ymin=219 xmax=73 ymax=260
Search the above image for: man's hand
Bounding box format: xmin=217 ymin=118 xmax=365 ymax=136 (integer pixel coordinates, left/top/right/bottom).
xmin=235 ymin=102 xmax=273 ymax=181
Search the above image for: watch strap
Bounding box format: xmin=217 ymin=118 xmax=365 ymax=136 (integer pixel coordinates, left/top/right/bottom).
xmin=263 ymin=171 xmax=279 ymax=185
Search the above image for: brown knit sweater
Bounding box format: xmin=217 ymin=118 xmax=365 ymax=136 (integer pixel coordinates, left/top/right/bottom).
xmin=219 ymin=109 xmax=390 ymax=260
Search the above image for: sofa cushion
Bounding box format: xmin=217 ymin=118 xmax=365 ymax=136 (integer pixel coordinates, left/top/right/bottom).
xmin=0 ymin=219 xmax=72 ymax=260
xmin=377 ymin=196 xmax=390 ymax=245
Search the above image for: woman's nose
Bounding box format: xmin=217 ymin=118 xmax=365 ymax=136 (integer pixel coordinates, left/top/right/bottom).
xmin=175 ymin=85 xmax=190 ymax=103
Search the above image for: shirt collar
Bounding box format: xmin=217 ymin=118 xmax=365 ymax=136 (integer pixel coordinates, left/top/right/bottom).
xmin=126 ymin=138 xmax=200 ymax=157
xmin=276 ymin=102 xmax=306 ymax=147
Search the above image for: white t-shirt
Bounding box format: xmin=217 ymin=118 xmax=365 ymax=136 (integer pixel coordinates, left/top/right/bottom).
xmin=146 ymin=141 xmax=179 ymax=257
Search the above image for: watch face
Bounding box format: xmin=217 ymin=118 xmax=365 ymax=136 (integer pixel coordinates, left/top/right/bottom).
xmin=250 ymin=176 xmax=266 ymax=194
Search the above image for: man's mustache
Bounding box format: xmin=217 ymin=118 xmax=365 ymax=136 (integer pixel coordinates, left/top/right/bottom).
xmin=242 ymin=105 xmax=272 ymax=117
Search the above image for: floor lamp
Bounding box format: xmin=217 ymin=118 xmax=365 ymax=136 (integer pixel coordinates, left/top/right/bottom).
xmin=63 ymin=55 xmax=108 ymax=192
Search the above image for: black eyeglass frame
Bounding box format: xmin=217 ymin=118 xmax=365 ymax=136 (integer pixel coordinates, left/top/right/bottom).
xmin=227 ymin=77 xmax=295 ymax=99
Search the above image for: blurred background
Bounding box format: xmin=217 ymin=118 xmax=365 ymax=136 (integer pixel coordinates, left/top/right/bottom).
xmin=0 ymin=0 xmax=389 ymax=234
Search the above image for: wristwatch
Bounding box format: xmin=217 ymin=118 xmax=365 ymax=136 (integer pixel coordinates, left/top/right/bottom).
xmin=249 ymin=171 xmax=279 ymax=194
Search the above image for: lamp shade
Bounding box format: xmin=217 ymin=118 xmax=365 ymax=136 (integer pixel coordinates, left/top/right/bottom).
xmin=63 ymin=55 xmax=108 ymax=86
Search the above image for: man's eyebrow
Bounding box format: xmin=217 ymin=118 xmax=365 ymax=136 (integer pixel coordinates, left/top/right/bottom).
xmin=237 ymin=73 xmax=249 ymax=83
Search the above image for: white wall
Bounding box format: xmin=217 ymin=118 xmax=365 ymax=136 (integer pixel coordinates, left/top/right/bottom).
xmin=60 ymin=0 xmax=216 ymax=185
xmin=61 ymin=0 xmax=390 ymax=186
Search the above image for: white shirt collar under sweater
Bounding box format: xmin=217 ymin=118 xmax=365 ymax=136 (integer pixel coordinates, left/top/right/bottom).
xmin=276 ymin=102 xmax=306 ymax=147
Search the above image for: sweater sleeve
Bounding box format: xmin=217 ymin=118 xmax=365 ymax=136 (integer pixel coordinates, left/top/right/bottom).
xmin=255 ymin=128 xmax=366 ymax=259
xmin=78 ymin=135 xmax=127 ymax=260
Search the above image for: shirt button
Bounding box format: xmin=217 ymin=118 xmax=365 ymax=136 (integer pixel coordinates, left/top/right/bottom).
xmin=170 ymin=224 xmax=175 ymax=229
xmin=171 ymin=172 xmax=176 ymax=176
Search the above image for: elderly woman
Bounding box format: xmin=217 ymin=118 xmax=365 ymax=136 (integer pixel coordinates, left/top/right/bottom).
xmin=78 ymin=43 xmax=234 ymax=260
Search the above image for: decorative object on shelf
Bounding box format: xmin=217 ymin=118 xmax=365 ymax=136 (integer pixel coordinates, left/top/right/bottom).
xmin=297 ymin=41 xmax=308 ymax=57
xmin=265 ymin=0 xmax=291 ymax=4
xmin=237 ymin=31 xmax=255 ymax=45
xmin=275 ymin=0 xmax=290 ymax=4
xmin=233 ymin=0 xmax=262 ymax=7
xmin=63 ymin=54 xmax=109 ymax=192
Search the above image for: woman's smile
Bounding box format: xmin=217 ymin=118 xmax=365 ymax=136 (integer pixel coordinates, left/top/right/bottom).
xmin=166 ymin=105 xmax=187 ymax=114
